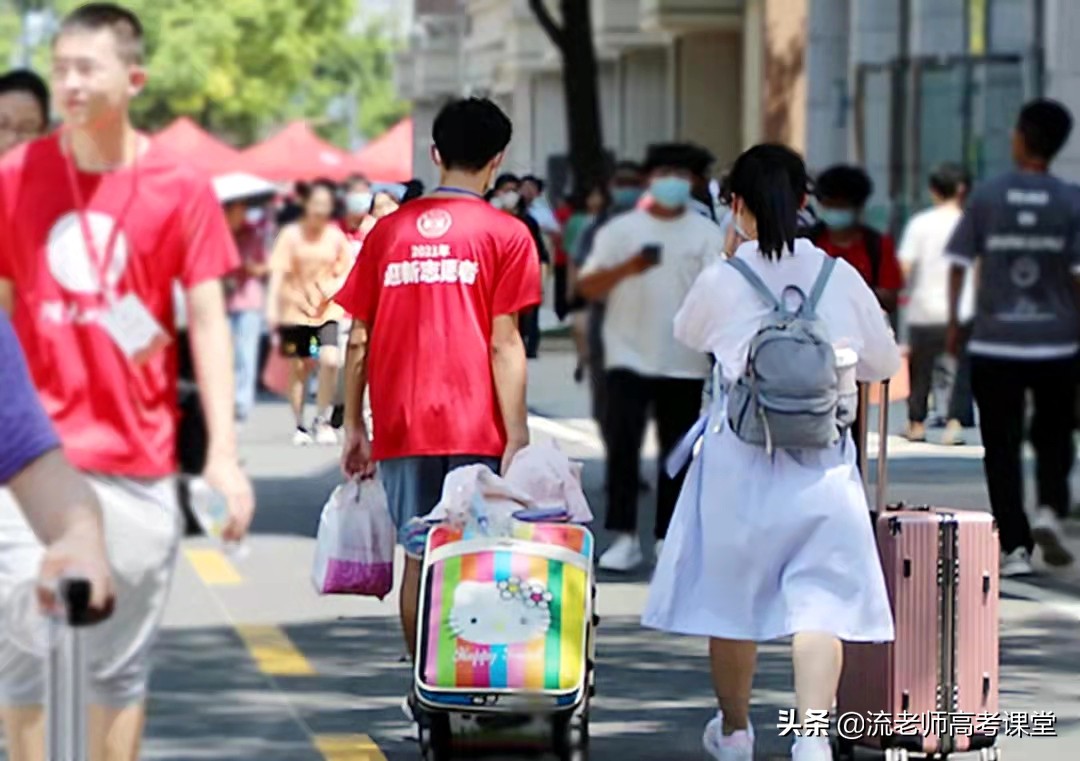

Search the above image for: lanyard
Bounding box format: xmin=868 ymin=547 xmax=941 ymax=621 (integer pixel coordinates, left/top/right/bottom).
xmin=434 ymin=186 xmax=485 ymax=200
xmin=61 ymin=134 xmax=136 ymax=304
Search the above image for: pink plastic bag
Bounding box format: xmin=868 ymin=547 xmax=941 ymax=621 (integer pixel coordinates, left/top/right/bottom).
xmin=311 ymin=479 xmax=395 ymax=598
xmin=261 ymin=348 xmax=291 ymax=396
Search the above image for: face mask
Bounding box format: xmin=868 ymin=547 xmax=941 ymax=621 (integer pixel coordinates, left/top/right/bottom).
xmin=649 ymin=177 xmax=692 ymax=210
xmin=499 ymin=191 xmax=521 ymax=211
xmin=819 ymin=208 xmax=857 ymax=230
xmin=613 ymin=187 xmax=643 ymax=208
xmin=346 ymin=192 xmax=372 ymax=216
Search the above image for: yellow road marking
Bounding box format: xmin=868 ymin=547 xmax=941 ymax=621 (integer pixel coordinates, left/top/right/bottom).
xmin=313 ymin=734 xmax=388 ymax=760
xmin=235 ymin=624 xmax=316 ymax=676
xmin=184 ymin=548 xmax=243 ymax=586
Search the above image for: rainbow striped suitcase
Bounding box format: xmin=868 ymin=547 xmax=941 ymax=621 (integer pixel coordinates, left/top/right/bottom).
xmin=414 ymin=521 xmax=595 ymax=760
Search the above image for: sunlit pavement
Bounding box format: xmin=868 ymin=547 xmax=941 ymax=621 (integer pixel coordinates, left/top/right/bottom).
xmin=4 ymin=338 xmax=1078 ymax=760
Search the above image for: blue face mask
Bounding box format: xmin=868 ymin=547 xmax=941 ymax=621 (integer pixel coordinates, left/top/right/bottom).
xmin=612 ymin=187 xmax=643 ymax=208
xmin=649 ymin=177 xmax=692 ymax=210
xmin=818 ymin=207 xmax=857 ymax=230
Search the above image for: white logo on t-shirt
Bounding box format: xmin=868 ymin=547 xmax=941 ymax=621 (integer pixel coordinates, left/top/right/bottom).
xmin=417 ymin=209 xmax=453 ymax=239
xmin=46 ymin=211 xmax=129 ymax=294
xmin=1010 ymin=256 xmax=1040 ymax=289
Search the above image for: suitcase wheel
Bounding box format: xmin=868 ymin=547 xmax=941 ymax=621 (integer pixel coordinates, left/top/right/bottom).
xmin=553 ymin=708 xmax=589 ymax=761
xmin=831 ymin=735 xmax=854 ymax=761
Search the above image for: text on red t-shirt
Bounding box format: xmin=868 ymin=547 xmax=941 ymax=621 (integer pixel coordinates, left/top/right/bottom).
xmin=335 ymin=196 xmax=541 ymax=461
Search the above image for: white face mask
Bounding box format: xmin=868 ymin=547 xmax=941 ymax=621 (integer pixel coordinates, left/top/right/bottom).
xmin=499 ymin=191 xmax=521 ymax=211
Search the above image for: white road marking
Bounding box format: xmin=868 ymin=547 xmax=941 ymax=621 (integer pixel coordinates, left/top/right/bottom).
xmin=1001 ymin=579 xmax=1080 ymax=621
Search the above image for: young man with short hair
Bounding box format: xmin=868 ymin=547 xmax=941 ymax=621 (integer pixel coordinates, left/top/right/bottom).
xmin=0 ymin=69 xmax=49 ymax=154
xmin=811 ymin=164 xmax=904 ymax=314
xmin=947 ymin=98 xmax=1080 ymax=578
xmin=0 ymin=5 xmax=254 ymax=760
xmin=337 ymin=98 xmax=540 ymax=668
xmin=576 ymin=144 xmax=724 ymax=572
xmin=899 ymin=162 xmax=976 ymax=444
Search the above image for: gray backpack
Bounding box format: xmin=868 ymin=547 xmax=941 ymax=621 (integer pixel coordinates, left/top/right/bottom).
xmin=725 ymin=256 xmax=841 ymax=454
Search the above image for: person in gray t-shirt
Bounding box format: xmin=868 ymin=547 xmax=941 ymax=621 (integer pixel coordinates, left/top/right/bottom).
xmin=946 ymin=98 xmax=1080 ymax=577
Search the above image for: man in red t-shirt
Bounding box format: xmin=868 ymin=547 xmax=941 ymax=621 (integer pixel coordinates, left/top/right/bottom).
xmin=336 ymin=98 xmax=540 ymax=664
xmin=809 ymin=164 xmax=904 ymax=314
xmin=0 ymin=6 xmax=253 ymax=760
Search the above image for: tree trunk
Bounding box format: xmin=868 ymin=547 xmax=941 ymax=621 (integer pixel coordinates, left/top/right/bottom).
xmin=528 ymin=0 xmax=607 ymax=199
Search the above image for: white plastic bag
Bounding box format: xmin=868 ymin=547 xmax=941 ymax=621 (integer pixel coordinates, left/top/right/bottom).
xmin=311 ymin=479 xmax=395 ymax=599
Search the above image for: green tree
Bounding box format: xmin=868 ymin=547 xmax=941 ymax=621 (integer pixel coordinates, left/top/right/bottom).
xmin=8 ymin=0 xmax=408 ymax=146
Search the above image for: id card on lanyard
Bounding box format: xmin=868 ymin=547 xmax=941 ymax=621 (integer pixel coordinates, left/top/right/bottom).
xmin=62 ymin=137 xmax=170 ymax=366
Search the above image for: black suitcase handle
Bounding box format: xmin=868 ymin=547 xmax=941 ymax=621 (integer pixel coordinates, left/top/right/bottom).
xmin=60 ymin=578 xmax=113 ymax=627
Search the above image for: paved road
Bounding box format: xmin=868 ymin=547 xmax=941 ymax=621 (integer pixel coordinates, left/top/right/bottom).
xmin=4 ymin=342 xmax=1080 ymax=760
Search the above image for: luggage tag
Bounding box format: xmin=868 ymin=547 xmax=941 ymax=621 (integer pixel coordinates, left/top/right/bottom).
xmin=99 ymin=293 xmax=172 ymax=366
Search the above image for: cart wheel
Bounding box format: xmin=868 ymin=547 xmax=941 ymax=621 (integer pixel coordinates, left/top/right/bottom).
xmin=553 ymin=709 xmax=589 ymax=761
xmin=428 ymin=714 xmax=452 ymax=761
xmin=417 ymin=722 xmax=431 ymax=761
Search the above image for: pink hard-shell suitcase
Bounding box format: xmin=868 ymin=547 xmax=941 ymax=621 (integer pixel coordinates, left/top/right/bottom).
xmin=834 ymin=381 xmax=1001 ymax=761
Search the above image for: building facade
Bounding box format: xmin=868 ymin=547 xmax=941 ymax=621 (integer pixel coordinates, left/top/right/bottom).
xmin=397 ymin=0 xmax=1080 ymax=220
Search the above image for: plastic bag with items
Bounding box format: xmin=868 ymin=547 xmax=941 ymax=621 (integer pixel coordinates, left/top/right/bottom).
xmin=503 ymin=439 xmax=593 ymax=523
xmin=311 ymin=478 xmax=395 ymax=599
xmin=402 ymin=442 xmax=594 ymax=555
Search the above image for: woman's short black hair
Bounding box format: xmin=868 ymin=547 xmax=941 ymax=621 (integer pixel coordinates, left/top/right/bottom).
xmin=726 ymin=144 xmax=809 ymax=261
xmin=814 ymin=165 xmax=874 ymax=208
xmin=0 ymin=69 xmax=49 ymax=126
xmin=493 ymin=173 xmax=520 ymax=192
xmin=297 ymin=178 xmax=337 ymax=203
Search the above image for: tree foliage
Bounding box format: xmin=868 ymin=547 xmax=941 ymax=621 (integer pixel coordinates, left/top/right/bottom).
xmin=3 ymin=0 xmax=408 ymax=147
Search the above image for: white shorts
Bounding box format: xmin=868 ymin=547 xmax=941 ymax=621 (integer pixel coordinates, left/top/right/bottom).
xmin=0 ymin=475 xmax=181 ymax=708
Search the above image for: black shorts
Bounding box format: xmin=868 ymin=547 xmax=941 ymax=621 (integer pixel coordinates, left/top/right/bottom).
xmin=277 ymin=322 xmax=339 ymax=358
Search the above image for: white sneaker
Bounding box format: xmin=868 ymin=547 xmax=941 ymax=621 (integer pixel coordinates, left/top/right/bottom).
xmin=292 ymin=428 xmax=314 ymax=447
xmin=313 ymin=421 xmax=339 ymax=446
xmin=1001 ymin=547 xmax=1034 ymax=578
xmin=1031 ymin=507 xmax=1075 ymax=567
xmin=791 ymin=735 xmax=833 ymax=760
xmin=598 ymin=533 xmax=643 ymax=572
xmin=703 ymin=714 xmax=754 ymax=761
xmin=654 ymin=539 xmax=665 ymax=563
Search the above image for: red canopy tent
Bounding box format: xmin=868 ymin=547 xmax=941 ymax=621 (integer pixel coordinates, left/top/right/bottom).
xmin=238 ymin=121 xmax=359 ymax=183
xmin=352 ymin=118 xmax=414 ymax=183
xmin=152 ymin=117 xmax=245 ymax=176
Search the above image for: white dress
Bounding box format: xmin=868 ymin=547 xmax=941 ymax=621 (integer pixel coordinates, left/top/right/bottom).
xmin=642 ymin=239 xmax=902 ymax=643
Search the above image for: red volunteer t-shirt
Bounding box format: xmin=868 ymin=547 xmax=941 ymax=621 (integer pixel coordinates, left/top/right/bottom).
xmin=0 ymin=134 xmax=240 ymax=478
xmin=816 ymin=229 xmax=904 ymax=291
xmin=335 ymin=196 xmax=542 ymax=462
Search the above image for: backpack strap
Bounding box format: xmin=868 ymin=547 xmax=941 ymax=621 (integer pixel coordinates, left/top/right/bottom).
xmin=726 ymin=257 xmax=782 ymax=311
xmin=800 ymin=255 xmax=837 ymax=317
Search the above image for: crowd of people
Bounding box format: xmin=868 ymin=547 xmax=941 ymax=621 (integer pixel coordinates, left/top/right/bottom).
xmin=0 ymin=3 xmax=1079 ymax=761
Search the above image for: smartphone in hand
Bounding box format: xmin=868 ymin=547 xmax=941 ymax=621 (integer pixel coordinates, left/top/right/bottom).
xmin=641 ymin=244 xmax=662 ymax=265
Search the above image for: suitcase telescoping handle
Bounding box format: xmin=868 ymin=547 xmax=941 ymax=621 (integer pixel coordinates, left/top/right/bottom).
xmin=47 ymin=578 xmax=102 ymax=761
xmin=857 ymin=379 xmax=890 ymax=515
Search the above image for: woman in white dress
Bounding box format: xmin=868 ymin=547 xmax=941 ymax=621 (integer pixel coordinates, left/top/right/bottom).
xmin=642 ymin=145 xmax=901 ymax=761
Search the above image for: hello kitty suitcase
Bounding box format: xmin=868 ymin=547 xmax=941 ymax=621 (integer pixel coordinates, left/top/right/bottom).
xmin=414 ymin=521 xmax=595 ymax=761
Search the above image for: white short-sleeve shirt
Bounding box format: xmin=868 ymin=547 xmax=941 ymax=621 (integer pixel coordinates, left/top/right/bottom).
xmin=675 ymin=238 xmax=902 ymax=386
xmin=581 ymin=209 xmax=724 ymax=379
